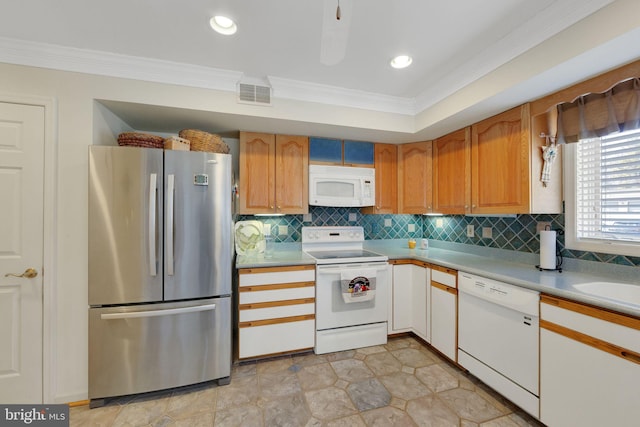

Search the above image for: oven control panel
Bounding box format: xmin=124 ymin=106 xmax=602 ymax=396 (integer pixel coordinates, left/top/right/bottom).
xmin=302 ymin=226 xmax=364 ymax=243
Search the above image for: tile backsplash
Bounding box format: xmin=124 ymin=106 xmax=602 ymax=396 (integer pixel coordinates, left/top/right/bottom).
xmin=238 ymin=206 xmax=640 ymax=267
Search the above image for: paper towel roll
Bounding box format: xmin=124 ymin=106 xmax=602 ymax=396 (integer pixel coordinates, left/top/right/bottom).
xmin=539 ymin=230 xmax=557 ymax=269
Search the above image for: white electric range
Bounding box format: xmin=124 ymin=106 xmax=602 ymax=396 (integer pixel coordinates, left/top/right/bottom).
xmin=302 ymin=226 xmax=389 ymax=354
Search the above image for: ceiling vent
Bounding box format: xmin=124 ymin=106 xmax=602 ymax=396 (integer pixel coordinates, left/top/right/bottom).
xmin=237 ymin=81 xmax=272 ymax=106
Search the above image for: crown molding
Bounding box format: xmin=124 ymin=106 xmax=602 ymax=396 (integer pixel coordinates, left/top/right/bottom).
xmin=267 ymin=76 xmax=415 ymax=115
xmin=0 ymin=37 xmax=243 ymax=91
xmin=0 ymin=36 xmax=415 ymax=116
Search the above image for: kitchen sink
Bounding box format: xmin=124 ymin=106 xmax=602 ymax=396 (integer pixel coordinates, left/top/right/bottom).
xmin=574 ymin=282 xmax=640 ymax=305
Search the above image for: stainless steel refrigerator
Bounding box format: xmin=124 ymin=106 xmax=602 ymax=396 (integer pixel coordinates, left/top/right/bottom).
xmin=88 ymin=146 xmax=232 ymax=405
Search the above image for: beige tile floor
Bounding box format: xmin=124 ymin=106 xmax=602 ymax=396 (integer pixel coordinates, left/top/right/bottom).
xmin=70 ymin=336 xmax=545 ymax=426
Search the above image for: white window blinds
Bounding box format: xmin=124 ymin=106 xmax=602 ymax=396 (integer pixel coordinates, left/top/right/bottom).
xmin=576 ymin=129 xmax=640 ymax=243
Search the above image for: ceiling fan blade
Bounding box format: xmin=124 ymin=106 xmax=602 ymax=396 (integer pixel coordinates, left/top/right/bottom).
xmin=320 ymin=0 xmax=353 ymax=66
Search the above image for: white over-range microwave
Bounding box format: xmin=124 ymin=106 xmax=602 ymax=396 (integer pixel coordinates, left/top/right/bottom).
xmin=309 ymin=165 xmax=375 ymax=207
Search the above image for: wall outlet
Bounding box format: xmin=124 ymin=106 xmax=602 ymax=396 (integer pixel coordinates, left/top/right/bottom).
xmin=408 ymin=224 xmax=416 ymax=232
xmin=384 ymin=218 xmax=392 ymax=227
xmin=466 ymin=224 xmax=474 ymax=237
xmin=303 ymin=213 xmax=312 ymax=222
xmin=278 ymin=225 xmax=288 ymax=236
xmin=482 ymin=227 xmax=492 ymax=239
xmin=348 ymin=213 xmax=357 ymax=222
xmin=436 ymin=218 xmax=444 ymax=228
xmin=536 ymin=221 xmax=552 ymax=233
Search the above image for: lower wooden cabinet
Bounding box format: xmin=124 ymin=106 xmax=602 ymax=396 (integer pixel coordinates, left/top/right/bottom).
xmin=540 ymin=295 xmax=640 ymax=427
xmin=429 ymin=266 xmax=458 ymax=362
xmin=237 ymin=265 xmax=315 ymax=359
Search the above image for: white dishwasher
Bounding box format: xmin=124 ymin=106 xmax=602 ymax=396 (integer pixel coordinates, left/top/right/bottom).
xmin=457 ymin=272 xmax=540 ymax=419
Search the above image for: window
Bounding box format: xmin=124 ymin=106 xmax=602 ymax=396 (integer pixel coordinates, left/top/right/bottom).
xmin=565 ymin=129 xmax=640 ymax=256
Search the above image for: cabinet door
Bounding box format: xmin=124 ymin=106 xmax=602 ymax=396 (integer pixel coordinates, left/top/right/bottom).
xmin=430 ymin=267 xmax=457 ymax=361
xmin=398 ymin=141 xmax=432 ymax=214
xmin=411 ymin=264 xmax=429 ymax=342
xmin=430 ymin=283 xmax=457 ymax=361
xmin=433 ymin=128 xmax=471 ymax=214
xmin=471 ymin=104 xmax=530 ymax=214
xmin=343 ymin=140 xmax=374 ymax=166
xmin=362 ymin=143 xmax=397 ymax=214
xmin=239 ymin=132 xmax=275 ymax=214
xmin=540 ymin=329 xmax=640 ymax=426
xmin=540 ymin=297 xmax=640 ymax=426
xmin=275 ymin=135 xmax=309 ymax=214
xmin=391 ymin=264 xmax=413 ymax=332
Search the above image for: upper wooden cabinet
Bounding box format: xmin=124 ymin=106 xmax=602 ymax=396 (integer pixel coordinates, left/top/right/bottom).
xmin=239 ymin=132 xmax=309 ymax=215
xmin=431 ymin=105 xmax=561 ymax=215
xmin=362 ymin=143 xmax=397 ymax=214
xmin=433 ymin=128 xmax=471 ymax=214
xmin=398 ymin=141 xmax=433 ymax=214
xmin=471 ymin=105 xmax=530 ymax=214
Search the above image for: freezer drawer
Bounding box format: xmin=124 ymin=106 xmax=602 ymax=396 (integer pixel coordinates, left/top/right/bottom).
xmin=88 ymin=297 xmax=231 ymax=400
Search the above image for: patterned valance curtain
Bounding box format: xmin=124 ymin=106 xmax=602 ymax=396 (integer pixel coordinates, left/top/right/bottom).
xmin=557 ymin=78 xmax=640 ymax=143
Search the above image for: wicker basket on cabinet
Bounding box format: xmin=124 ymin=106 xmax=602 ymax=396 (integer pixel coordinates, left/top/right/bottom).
xmin=117 ymin=132 xmax=164 ymax=149
xmin=178 ymin=129 xmax=229 ymax=153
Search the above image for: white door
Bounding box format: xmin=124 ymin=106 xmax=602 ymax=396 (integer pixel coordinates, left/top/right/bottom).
xmin=0 ymin=102 xmax=45 ymax=403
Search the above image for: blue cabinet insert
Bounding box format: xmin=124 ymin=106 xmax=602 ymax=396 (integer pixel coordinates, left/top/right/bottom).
xmin=344 ymin=140 xmax=374 ymax=165
xmin=309 ymin=137 xmax=343 ymax=164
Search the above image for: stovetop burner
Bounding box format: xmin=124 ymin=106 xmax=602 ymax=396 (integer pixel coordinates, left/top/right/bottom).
xmin=302 ymin=226 xmax=388 ymax=264
xmin=305 ymin=249 xmax=385 ymax=260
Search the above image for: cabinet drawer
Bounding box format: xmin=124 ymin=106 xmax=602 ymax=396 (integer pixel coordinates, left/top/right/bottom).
xmin=541 ymin=296 xmax=640 ymax=353
xmin=240 ymin=285 xmax=314 ymax=304
xmin=239 ymin=302 xmax=315 ymax=322
xmin=239 ymin=319 xmax=315 ymax=359
xmin=239 ymin=267 xmax=315 ymax=287
xmin=432 ymin=268 xmax=456 ymax=288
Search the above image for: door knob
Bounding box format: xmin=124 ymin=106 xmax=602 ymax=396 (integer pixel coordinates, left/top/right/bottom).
xmin=5 ymin=268 xmax=38 ymax=279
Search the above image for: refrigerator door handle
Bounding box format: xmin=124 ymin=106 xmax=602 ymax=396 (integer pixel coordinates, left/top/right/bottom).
xmin=100 ymin=303 xmax=217 ymax=320
xmin=148 ymin=173 xmax=158 ymax=276
xmin=166 ymin=174 xmax=175 ymax=276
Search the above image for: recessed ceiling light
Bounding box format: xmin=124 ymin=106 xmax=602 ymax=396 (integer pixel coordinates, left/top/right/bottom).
xmin=390 ymin=55 xmax=413 ymax=69
xmin=210 ymin=15 xmax=237 ymax=35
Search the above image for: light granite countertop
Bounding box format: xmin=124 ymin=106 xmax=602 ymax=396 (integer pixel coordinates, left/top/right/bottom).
xmin=236 ymin=239 xmax=640 ymax=317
